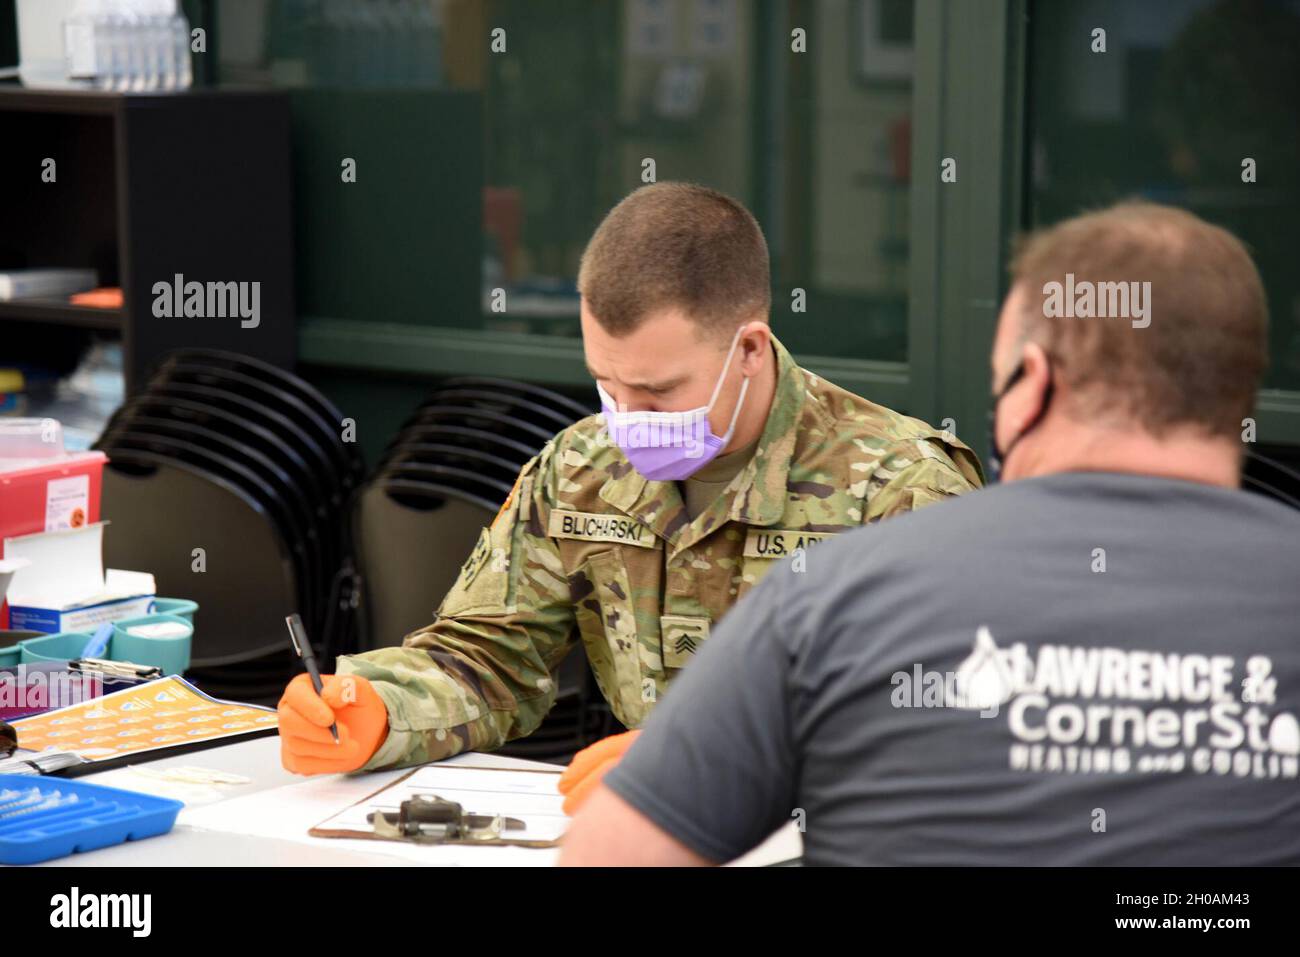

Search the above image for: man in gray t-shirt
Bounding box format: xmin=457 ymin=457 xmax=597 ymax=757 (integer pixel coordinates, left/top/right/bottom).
xmin=601 ymin=473 xmax=1300 ymax=864
xmin=559 ymin=202 xmax=1300 ymax=866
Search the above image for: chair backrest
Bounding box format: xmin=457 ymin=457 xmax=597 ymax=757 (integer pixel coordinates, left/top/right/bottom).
xmin=355 ymin=482 xmax=496 ymax=649
xmin=101 ymin=451 xmax=300 ymax=668
xmin=1244 ymin=449 xmax=1300 ymax=510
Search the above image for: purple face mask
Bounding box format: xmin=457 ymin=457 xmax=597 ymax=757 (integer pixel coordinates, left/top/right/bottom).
xmin=598 ymin=327 xmax=751 ymax=482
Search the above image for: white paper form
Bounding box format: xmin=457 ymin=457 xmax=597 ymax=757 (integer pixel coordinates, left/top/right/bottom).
xmin=178 ymin=750 xmax=796 ymax=866
xmin=182 ymin=755 xmax=567 ymax=867
xmin=312 ymin=763 xmax=567 ymax=844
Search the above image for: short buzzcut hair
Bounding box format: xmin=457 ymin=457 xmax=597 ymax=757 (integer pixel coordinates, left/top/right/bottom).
xmin=1008 ymin=201 xmax=1268 ymax=440
xmin=578 ymin=182 xmax=772 ymax=338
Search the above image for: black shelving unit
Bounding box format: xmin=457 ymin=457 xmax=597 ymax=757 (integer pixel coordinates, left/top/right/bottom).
xmin=0 ymin=298 xmax=122 ymax=330
xmin=0 ymin=86 xmax=295 ymax=388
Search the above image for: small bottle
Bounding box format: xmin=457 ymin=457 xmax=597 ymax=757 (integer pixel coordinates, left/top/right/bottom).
xmin=147 ymin=0 xmax=174 ymax=90
xmin=100 ymin=0 xmax=133 ymax=91
xmin=64 ymin=0 xmax=104 ymax=85
xmin=166 ymin=0 xmax=193 ymax=89
xmin=137 ymin=0 xmax=163 ymax=90
xmin=90 ymin=0 xmax=117 ymax=90
xmin=122 ymin=0 xmax=149 ymax=92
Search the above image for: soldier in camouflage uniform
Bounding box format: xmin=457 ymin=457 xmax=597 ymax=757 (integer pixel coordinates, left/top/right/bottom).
xmin=333 ymin=336 xmax=980 ymax=770
xmin=278 ymin=182 xmax=982 ymax=781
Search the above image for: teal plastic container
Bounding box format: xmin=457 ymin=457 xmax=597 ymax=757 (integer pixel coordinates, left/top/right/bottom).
xmin=111 ymin=614 xmax=192 ymax=675
xmin=8 ymin=612 xmax=193 ymax=675
xmin=0 ymin=631 xmax=42 ymax=666
xmin=150 ymin=597 xmax=198 ymax=624
xmin=18 ymin=631 xmax=96 ymax=664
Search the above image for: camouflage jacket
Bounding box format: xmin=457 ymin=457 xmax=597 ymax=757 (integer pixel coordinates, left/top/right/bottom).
xmin=339 ymin=337 xmax=983 ymax=770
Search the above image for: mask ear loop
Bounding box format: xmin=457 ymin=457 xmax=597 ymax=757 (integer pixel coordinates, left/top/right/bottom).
xmin=997 ymin=358 xmax=1055 ymax=469
xmin=716 ymin=376 xmax=751 ymax=445
xmin=705 ymin=324 xmax=749 ymax=411
xmin=713 ymin=325 xmax=754 ymax=444
xmin=596 ymin=380 xmax=615 ymax=407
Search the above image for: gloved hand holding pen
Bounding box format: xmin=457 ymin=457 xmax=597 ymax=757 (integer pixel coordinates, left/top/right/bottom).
xmin=278 ymin=673 xmax=389 ymax=775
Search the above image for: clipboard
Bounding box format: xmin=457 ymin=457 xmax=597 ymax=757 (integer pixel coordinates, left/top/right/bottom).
xmin=308 ymin=763 xmax=567 ymax=848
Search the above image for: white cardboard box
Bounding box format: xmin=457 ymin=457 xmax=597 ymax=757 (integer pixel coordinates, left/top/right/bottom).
xmin=3 ymin=522 xmax=155 ymax=633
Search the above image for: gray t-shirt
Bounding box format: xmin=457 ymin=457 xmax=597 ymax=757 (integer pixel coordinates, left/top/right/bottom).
xmin=605 ymin=472 xmax=1300 ymax=865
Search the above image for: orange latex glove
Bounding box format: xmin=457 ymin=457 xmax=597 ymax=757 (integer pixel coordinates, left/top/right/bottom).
xmin=278 ymin=673 xmax=389 ymax=775
xmin=557 ymin=730 xmax=641 ymax=815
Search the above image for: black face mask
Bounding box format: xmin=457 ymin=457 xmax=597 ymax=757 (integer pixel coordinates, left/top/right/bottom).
xmin=987 ymin=360 xmax=1053 ymax=483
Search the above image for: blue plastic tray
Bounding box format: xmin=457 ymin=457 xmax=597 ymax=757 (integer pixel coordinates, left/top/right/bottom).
xmin=0 ymin=774 xmax=184 ymax=865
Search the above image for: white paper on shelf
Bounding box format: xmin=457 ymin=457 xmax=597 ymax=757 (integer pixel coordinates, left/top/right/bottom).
xmin=0 ymin=268 xmax=98 ymax=301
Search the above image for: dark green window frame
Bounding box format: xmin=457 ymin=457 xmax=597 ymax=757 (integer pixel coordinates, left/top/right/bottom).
xmin=300 ymin=0 xmax=1300 ymax=463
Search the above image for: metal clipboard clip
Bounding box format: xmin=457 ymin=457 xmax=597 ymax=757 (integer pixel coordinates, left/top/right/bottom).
xmin=366 ymin=793 xmax=558 ymax=848
xmin=68 ymin=658 xmax=163 ymax=680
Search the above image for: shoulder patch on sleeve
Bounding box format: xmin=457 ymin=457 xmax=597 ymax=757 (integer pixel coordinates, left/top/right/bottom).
xmin=440 ymin=456 xmax=540 ymax=617
xmin=492 ymin=453 xmax=544 ymax=529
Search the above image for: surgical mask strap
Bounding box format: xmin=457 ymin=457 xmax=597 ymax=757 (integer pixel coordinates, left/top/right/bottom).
xmin=719 ymin=375 xmax=750 ymax=443
xmin=705 ymin=325 xmax=749 ymax=411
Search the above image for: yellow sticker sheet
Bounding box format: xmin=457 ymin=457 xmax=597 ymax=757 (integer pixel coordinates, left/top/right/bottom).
xmin=11 ymin=675 xmax=278 ymax=763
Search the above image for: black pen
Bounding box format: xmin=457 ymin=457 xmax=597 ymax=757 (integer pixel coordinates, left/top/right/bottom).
xmin=285 ymin=613 xmax=339 ymax=743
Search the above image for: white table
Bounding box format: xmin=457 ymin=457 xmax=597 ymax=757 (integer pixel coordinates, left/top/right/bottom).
xmin=29 ymin=735 xmax=802 ymax=866
xmin=37 ymin=735 xmax=434 ymax=866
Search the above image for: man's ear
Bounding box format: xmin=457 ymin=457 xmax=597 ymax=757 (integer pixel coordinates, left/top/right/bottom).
xmin=1014 ymin=340 xmax=1053 ymax=427
xmin=737 ymin=321 xmax=771 ymax=376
